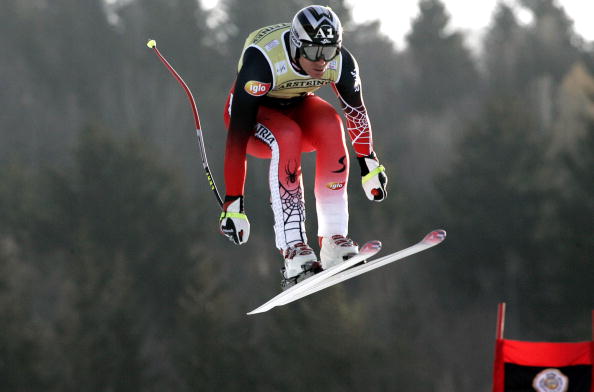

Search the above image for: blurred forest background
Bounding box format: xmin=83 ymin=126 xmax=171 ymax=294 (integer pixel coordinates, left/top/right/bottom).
xmin=1 ymin=0 xmax=592 ymax=390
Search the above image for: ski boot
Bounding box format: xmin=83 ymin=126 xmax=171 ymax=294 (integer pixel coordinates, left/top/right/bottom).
xmin=319 ymin=235 xmax=359 ymax=270
xmin=280 ymin=242 xmax=322 ymax=291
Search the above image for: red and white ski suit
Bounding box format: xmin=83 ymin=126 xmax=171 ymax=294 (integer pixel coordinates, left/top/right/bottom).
xmin=224 ymin=25 xmax=375 ymax=251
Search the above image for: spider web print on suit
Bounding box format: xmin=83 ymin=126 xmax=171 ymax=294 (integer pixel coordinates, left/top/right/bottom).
xmin=254 ymin=122 xmax=307 ymax=249
xmin=332 ymin=85 xmax=372 ymax=157
xmin=279 ymin=181 xmax=306 ymax=247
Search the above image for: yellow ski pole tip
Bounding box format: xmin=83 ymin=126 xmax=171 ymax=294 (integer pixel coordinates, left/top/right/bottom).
xmin=147 ymin=39 xmax=156 ymax=48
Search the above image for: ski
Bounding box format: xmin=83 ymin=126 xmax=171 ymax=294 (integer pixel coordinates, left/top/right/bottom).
xmin=278 ymin=229 xmax=446 ymax=306
xmin=246 ymin=230 xmax=446 ymax=315
xmin=246 ymin=240 xmax=382 ymax=315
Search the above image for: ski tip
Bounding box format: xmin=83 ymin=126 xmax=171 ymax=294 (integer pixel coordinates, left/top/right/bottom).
xmin=360 ymin=240 xmax=382 ymax=253
xmin=422 ymin=229 xmax=447 ymax=245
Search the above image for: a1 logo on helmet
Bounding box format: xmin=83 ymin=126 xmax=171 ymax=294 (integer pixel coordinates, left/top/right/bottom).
xmin=314 ymin=25 xmax=335 ymax=40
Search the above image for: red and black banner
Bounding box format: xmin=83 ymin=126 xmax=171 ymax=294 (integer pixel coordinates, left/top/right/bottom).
xmin=493 ymin=339 xmax=594 ymax=391
xmin=492 ymin=304 xmax=594 ymax=392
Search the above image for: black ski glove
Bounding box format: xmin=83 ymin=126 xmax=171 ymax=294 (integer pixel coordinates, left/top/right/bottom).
xmin=219 ymin=195 xmax=250 ymax=245
xmin=357 ymin=152 xmax=388 ymax=202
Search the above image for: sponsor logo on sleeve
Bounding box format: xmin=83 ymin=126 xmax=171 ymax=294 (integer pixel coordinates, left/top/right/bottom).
xmin=244 ymin=80 xmax=271 ymax=96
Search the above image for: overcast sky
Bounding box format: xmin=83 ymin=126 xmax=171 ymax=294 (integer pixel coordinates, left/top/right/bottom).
xmin=345 ymin=0 xmax=594 ymax=48
xmin=202 ymin=0 xmax=594 ymax=49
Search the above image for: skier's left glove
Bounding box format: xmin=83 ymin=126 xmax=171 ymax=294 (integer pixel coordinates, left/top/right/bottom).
xmin=357 ymin=152 xmax=388 ymax=202
xmin=219 ymin=195 xmax=250 ymax=245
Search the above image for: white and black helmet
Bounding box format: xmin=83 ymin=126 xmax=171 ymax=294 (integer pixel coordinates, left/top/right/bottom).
xmin=289 ymin=5 xmax=343 ymax=62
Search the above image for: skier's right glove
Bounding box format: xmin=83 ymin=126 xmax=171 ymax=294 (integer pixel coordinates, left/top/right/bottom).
xmin=219 ymin=195 xmax=250 ymax=245
xmin=357 ymin=152 xmax=388 ymax=202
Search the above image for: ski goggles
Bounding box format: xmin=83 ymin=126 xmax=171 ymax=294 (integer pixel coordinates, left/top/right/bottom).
xmin=300 ymin=43 xmax=341 ymax=62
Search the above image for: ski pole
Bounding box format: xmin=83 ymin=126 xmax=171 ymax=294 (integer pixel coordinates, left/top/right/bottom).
xmin=146 ymin=39 xmax=224 ymax=208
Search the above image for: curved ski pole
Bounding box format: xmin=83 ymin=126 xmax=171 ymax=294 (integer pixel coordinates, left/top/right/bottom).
xmin=147 ymin=39 xmax=223 ymax=208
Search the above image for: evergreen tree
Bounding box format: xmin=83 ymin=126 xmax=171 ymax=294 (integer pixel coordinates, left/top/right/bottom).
xmin=25 ymin=125 xmax=206 ymax=389
xmin=519 ymin=0 xmax=581 ymax=81
xmin=0 ymin=239 xmax=48 ymax=390
xmin=483 ymin=3 xmax=528 ymax=95
xmin=546 ymin=118 xmax=594 ymax=335
xmin=39 ymin=125 xmax=200 ymax=324
xmin=532 ymin=71 xmax=594 ymax=338
xmin=433 ymin=97 xmax=546 ymax=304
xmin=52 ymin=255 xmax=144 ymax=392
xmin=173 ymin=253 xmax=247 ymax=391
xmin=550 ymin=62 xmax=594 ymax=154
xmin=403 ymin=0 xmax=480 ymax=113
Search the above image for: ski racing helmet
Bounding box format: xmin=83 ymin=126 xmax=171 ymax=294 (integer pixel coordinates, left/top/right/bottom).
xmin=289 ymin=5 xmax=343 ymax=62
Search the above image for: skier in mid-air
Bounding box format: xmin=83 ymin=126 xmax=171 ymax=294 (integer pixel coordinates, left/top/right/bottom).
xmin=219 ymin=5 xmax=388 ymax=288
